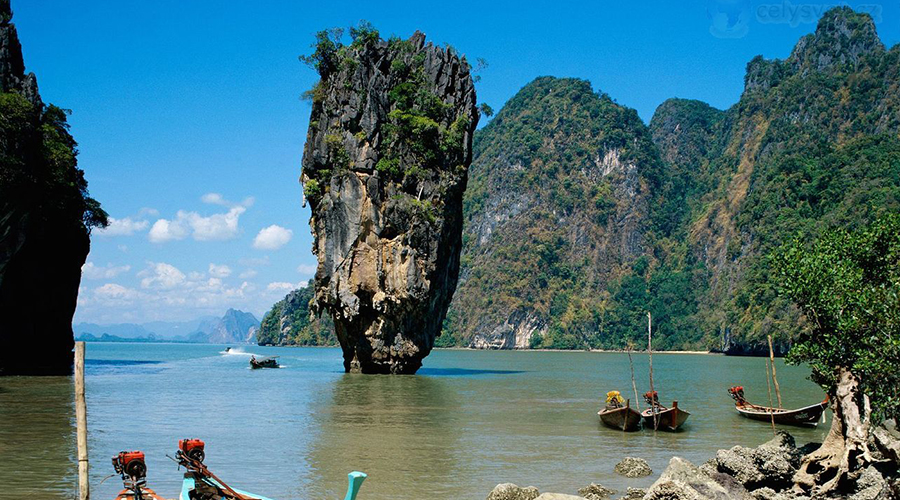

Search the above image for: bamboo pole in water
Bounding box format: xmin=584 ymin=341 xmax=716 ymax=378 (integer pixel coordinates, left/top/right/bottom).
xmin=75 ymin=341 xmax=89 ymax=500
xmin=647 ymin=312 xmax=658 ymax=430
xmin=765 ymin=357 xmax=777 ymax=435
xmin=627 ymin=343 xmax=640 ymax=412
xmin=767 ymin=335 xmax=782 ymax=408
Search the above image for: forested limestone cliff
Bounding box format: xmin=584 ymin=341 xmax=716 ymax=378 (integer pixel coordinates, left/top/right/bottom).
xmin=0 ymin=0 xmax=106 ymax=375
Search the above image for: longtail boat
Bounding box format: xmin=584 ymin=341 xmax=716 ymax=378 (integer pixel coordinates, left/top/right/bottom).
xmin=175 ymin=438 xmax=367 ymax=500
xmin=728 ymin=386 xmax=828 ymax=427
xmin=110 ymin=450 xmax=168 ymax=500
xmin=598 ymin=391 xmax=642 ymax=431
xmin=641 ymin=391 xmax=690 ymax=431
xmin=250 ymin=356 xmax=279 ymax=369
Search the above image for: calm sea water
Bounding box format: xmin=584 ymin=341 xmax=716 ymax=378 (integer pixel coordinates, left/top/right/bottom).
xmin=0 ymin=344 xmax=829 ymax=500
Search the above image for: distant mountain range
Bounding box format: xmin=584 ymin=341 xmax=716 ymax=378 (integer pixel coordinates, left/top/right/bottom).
xmin=75 ymin=309 xmax=260 ymax=344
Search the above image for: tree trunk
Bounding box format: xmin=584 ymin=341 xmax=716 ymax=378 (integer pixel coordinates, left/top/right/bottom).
xmin=794 ymin=366 xmax=874 ymax=494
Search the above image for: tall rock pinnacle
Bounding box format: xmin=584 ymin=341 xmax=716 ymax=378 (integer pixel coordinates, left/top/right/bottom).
xmin=1 ymin=0 xmax=106 ymax=375
xmin=300 ymin=27 xmax=478 ymax=373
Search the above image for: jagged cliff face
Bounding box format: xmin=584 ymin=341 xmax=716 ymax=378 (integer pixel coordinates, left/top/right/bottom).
xmin=652 ymin=7 xmax=900 ymax=353
xmin=450 ymin=77 xmax=662 ymax=349
xmin=300 ymin=30 xmax=477 ymax=373
xmin=0 ymin=1 xmax=104 ymax=375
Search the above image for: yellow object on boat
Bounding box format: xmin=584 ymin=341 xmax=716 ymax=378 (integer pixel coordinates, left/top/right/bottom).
xmin=606 ymin=391 xmax=624 ymax=404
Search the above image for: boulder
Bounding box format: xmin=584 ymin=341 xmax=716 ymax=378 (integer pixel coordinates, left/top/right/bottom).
xmin=840 ymin=465 xmax=891 ymax=500
xmin=871 ymin=418 xmax=900 ymax=463
xmin=614 ymin=457 xmax=652 ymax=478
xmin=714 ymin=431 xmax=800 ymax=491
xmin=487 ymin=483 xmax=540 ymax=500
xmin=645 ymin=457 xmax=751 ymax=500
xmin=621 ymin=488 xmax=646 ymax=499
xmin=577 ymin=483 xmax=615 ymax=500
xmin=534 ymin=494 xmax=585 ymax=500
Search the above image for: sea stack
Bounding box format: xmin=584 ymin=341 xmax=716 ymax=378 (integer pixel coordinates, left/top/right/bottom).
xmin=300 ymin=27 xmax=478 ymax=373
xmin=0 ymin=0 xmax=105 ymax=375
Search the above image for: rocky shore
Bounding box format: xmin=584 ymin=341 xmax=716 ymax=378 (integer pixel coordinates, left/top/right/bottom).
xmin=487 ymin=421 xmax=900 ymax=500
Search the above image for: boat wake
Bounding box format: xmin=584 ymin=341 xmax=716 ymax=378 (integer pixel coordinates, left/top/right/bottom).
xmin=220 ymin=347 xmax=253 ymax=356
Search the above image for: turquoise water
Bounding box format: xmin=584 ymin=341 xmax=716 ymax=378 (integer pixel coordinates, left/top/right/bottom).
xmin=0 ymin=344 xmax=829 ymax=499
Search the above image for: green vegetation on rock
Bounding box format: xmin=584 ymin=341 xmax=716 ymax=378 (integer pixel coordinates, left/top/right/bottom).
xmin=257 ymin=284 xmax=336 ymax=346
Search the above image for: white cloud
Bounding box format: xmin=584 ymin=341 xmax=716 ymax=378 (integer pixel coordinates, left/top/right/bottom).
xmin=253 ymin=225 xmax=293 ymax=250
xmin=239 ymin=269 xmax=258 ymax=279
xmin=266 ymin=281 xmax=305 ymax=293
xmin=201 ymin=193 xmax=229 ymax=206
xmin=208 ymin=263 xmax=232 ymax=278
xmin=148 ymin=218 xmax=190 ymax=243
xmin=96 ymin=217 xmax=149 ymax=236
xmin=82 ymin=262 xmax=131 ymax=280
xmin=297 ymin=263 xmax=317 ymax=275
xmin=94 ymin=283 xmax=142 ymax=301
xmin=149 ymin=205 xmax=247 ymax=243
xmin=139 ymin=262 xmax=187 ymax=289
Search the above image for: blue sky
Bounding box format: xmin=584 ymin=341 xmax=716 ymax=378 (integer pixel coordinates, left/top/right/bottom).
xmin=13 ymin=0 xmax=899 ymax=323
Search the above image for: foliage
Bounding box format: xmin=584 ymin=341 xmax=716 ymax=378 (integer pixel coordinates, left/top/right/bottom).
xmin=1 ymin=92 xmax=107 ymax=232
xmin=773 ymin=214 xmax=900 ymax=422
xmin=257 ymin=284 xmax=337 ymax=346
xmin=448 ymin=77 xmax=666 ymax=349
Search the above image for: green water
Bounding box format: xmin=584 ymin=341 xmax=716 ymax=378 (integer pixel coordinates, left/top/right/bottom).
xmin=0 ymin=344 xmax=829 ymax=499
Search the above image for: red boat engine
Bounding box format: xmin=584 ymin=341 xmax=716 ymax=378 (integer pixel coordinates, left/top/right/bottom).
xmin=112 ymin=450 xmax=147 ymax=480
xmin=178 ymin=438 xmax=206 ymax=463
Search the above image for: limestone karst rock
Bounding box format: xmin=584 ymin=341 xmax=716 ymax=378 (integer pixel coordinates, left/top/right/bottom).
xmin=300 ymin=28 xmax=477 ymax=373
xmin=0 ymin=0 xmax=105 ymax=375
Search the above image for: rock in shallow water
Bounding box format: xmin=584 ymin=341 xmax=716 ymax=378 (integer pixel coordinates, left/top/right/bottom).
xmin=577 ymin=483 xmax=615 ymax=500
xmin=713 ymin=431 xmax=800 ymax=492
xmin=621 ymin=487 xmax=646 ymax=500
xmin=534 ymin=494 xmax=585 ymax=500
xmin=614 ymin=457 xmax=652 ymax=478
xmin=487 ymin=483 xmax=540 ymax=500
xmin=644 ymin=456 xmax=751 ymax=500
xmin=300 ymin=29 xmax=478 ymax=374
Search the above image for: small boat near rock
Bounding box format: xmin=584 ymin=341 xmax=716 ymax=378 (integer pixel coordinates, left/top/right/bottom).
xmin=641 ymin=391 xmax=690 ymax=431
xmin=728 ymin=386 xmax=828 ymax=427
xmin=598 ymin=391 xmax=642 ymax=431
xmin=250 ymin=355 xmax=279 ymax=369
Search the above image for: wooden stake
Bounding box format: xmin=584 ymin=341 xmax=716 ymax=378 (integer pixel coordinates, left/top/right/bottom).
xmin=647 ymin=312 xmax=658 ymax=430
xmin=767 ymin=335 xmax=782 ymax=408
xmin=765 ymin=357 xmax=777 ymax=435
xmin=627 ymin=343 xmax=640 ymax=412
xmin=75 ymin=341 xmax=89 ymax=500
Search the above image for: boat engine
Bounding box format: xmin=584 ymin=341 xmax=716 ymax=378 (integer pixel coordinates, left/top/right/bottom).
xmin=728 ymin=386 xmax=746 ymax=403
xmin=178 ymin=438 xmax=206 ymax=463
xmin=112 ymin=450 xmax=147 ymax=481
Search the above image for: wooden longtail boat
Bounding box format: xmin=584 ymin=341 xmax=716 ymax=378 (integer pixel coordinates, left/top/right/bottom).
xmin=114 ymin=486 xmax=168 ymax=500
xmin=110 ymin=450 xmax=168 ymax=500
xmin=598 ymin=391 xmax=642 ymax=431
xmin=729 ymin=386 xmax=828 ymax=427
xmin=641 ymin=392 xmax=690 ymax=431
xmin=180 ymin=473 xmax=276 ymax=500
xmin=250 ymin=356 xmax=278 ymax=369
xmin=175 ymin=438 xmax=367 ymax=500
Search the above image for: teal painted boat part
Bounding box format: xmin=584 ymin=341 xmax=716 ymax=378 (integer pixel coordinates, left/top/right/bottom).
xmin=180 ymin=475 xmax=277 ymax=500
xmin=344 ymin=471 xmax=367 ymax=500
